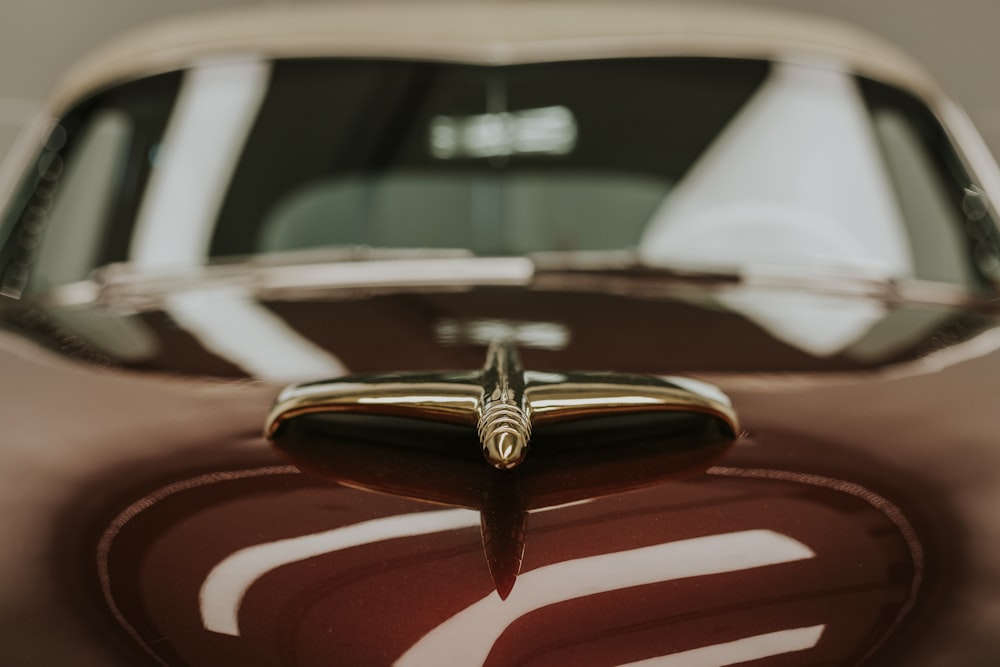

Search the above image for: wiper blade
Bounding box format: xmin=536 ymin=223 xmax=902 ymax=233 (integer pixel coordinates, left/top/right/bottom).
xmin=529 ymin=251 xmax=982 ymax=306
xmin=529 ymin=249 xmax=739 ymax=280
xmin=531 ymin=249 xmax=887 ymax=282
xmin=528 ymin=249 xmax=742 ymax=285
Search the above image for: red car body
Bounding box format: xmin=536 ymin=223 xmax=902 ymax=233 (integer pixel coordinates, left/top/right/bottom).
xmin=1 ymin=3 xmax=999 ymax=665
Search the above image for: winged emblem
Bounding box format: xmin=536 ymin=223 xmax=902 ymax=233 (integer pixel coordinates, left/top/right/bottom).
xmin=265 ymin=339 xmax=739 ymax=470
xmin=265 ymin=340 xmax=740 ymax=597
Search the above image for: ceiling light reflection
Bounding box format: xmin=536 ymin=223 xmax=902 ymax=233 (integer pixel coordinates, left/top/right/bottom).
xmin=395 ymin=529 xmax=815 ymax=666
xmin=529 ymin=396 xmax=662 ymax=409
xmin=430 ymin=105 xmax=577 ymax=159
xmin=199 ymin=508 xmax=480 ymax=637
xmin=616 ymin=625 xmax=825 ymax=667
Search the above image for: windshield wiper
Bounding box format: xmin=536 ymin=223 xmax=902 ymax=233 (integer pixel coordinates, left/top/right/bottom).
xmin=528 ymin=250 xmax=984 ymax=306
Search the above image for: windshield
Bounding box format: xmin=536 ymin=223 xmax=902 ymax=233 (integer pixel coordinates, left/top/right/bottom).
xmin=2 ymin=56 xmax=998 ymax=295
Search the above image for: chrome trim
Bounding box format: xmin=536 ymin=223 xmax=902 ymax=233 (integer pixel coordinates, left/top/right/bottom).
xmin=265 ymin=339 xmax=740 ymax=470
xmin=476 ymin=340 xmax=532 ymax=469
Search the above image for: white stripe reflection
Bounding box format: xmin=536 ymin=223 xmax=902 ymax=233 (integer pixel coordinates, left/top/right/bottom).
xmin=127 ymin=58 xmax=347 ymax=380
xmin=129 ymin=58 xmax=270 ymax=270
xmin=395 ymin=530 xmax=815 ymax=666
xmin=165 ymin=287 xmax=347 ymax=381
xmin=616 ymin=625 xmax=825 ymax=667
xmin=199 ymin=508 xmax=479 ymax=636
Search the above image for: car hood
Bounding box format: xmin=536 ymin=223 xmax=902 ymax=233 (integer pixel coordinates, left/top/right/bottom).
xmin=6 ymin=281 xmax=994 ymax=379
xmin=1 ymin=284 xmax=998 ymax=665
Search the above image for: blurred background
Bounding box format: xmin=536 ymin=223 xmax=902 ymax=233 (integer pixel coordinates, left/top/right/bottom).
xmin=1 ymin=0 xmax=998 ymax=162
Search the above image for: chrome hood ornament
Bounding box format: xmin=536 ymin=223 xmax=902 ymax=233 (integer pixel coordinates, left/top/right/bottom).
xmin=265 ymin=339 xmax=739 ymax=470
xmin=266 ymin=340 xmax=740 ymax=598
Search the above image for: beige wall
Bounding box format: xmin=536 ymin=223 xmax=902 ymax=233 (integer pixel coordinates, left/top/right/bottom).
xmin=751 ymin=0 xmax=1000 ymax=151
xmin=0 ymin=0 xmax=274 ymax=159
xmin=1 ymin=0 xmax=998 ymax=158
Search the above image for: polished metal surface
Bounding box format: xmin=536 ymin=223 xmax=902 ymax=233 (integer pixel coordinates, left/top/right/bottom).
xmin=476 ymin=341 xmax=532 ymax=469
xmin=265 ymin=339 xmax=740 ymax=470
xmin=267 ymin=342 xmax=742 ymax=598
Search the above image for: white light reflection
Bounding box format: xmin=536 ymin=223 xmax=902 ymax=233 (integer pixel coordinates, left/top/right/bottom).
xmin=165 ymin=287 xmax=347 ymax=382
xmin=126 ymin=58 xmax=347 ymax=380
xmin=265 ymin=256 xmax=535 ymax=290
xmin=130 ymin=58 xmax=270 ymax=270
xmin=435 ymin=318 xmax=570 ymax=350
xmin=200 ymin=508 xmax=480 ymax=636
xmin=640 ymin=61 xmax=909 ymax=277
xmin=616 ymin=625 xmax=825 ymax=667
xmin=524 ymin=371 xmax=568 ymax=384
xmin=357 ymin=395 xmax=480 ymax=406
xmin=662 ymin=376 xmax=733 ymax=408
xmin=530 ymin=396 xmax=662 ymax=409
xmin=395 ymin=529 xmax=815 ymax=666
xmin=430 ymin=106 xmax=577 ymax=159
xmin=719 ymin=288 xmax=887 ymax=358
xmin=640 ymin=62 xmax=908 ymax=357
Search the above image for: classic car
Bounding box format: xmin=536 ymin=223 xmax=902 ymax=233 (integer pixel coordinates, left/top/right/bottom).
xmin=2 ymin=1 xmax=1000 ymax=665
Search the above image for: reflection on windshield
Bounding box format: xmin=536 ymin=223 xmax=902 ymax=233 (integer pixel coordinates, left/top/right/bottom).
xmin=639 ymin=62 xmax=909 ymax=278
xmin=2 ymin=55 xmax=996 ymax=376
xmin=429 ymin=105 xmax=578 ymax=159
xmin=128 ymin=59 xmax=269 ymax=271
xmin=5 ymin=55 xmax=992 ymax=297
xmin=117 ymin=59 xmax=351 ymax=380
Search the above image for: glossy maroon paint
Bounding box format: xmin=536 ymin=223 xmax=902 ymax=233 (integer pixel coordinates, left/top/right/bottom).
xmin=0 ymin=273 xmax=996 ymax=665
xmin=2 ymin=287 xmax=991 ymax=376
xmin=99 ymin=464 xmax=918 ymax=665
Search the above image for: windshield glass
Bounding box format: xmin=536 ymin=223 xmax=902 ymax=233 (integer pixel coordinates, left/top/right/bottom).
xmin=2 ymin=56 xmax=998 ymax=295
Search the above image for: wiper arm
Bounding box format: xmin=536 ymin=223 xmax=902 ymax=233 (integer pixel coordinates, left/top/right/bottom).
xmin=529 ymin=251 xmax=982 ymax=306
xmin=528 ymin=249 xmax=742 ymax=284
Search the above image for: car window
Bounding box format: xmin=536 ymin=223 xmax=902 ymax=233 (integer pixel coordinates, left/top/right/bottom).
xmin=30 ymin=109 xmax=132 ymax=289
xmin=0 ymin=71 xmax=180 ymax=297
xmin=860 ymin=77 xmax=1000 ymax=287
xmin=210 ymin=57 xmax=770 ymax=258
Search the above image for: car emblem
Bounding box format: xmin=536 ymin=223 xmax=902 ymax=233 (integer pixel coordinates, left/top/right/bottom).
xmin=265 ymin=340 xmax=741 ymax=598
xmin=265 ymin=339 xmax=739 ymax=470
